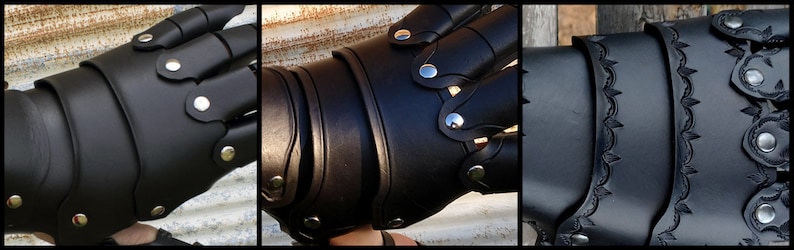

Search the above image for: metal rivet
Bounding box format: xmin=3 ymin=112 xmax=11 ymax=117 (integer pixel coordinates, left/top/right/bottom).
xmin=220 ymin=146 xmax=236 ymax=162
xmin=268 ymin=176 xmax=285 ymax=190
xmin=419 ymin=64 xmax=438 ymax=79
xmin=445 ymin=113 xmax=464 ymax=129
xmin=150 ymin=206 xmax=165 ymax=217
xmin=757 ymin=132 xmax=776 ymax=153
xmin=467 ymin=165 xmax=485 ymax=181
xmin=570 ymin=233 xmax=589 ymax=245
xmin=743 ymin=69 xmax=764 ymax=86
xmin=755 ymin=203 xmax=775 ymax=224
xmin=165 ymin=59 xmax=181 ymax=72
xmin=137 ymin=33 xmax=153 ymax=43
xmin=387 ymin=218 xmax=404 ymax=228
xmin=6 ymin=195 xmax=22 ymax=209
xmin=394 ymin=29 xmax=411 ymax=41
xmin=303 ymin=216 xmax=321 ymax=229
xmin=72 ymin=213 xmax=88 ymax=227
xmin=724 ymin=16 xmax=743 ymax=29
xmin=193 ymin=96 xmax=210 ymax=112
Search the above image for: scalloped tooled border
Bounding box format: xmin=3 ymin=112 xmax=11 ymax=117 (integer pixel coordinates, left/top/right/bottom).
xmin=655 ymin=21 xmax=701 ymax=246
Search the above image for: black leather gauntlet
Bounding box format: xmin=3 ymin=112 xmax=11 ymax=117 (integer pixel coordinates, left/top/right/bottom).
xmin=261 ymin=4 xmax=519 ymax=244
xmin=523 ymin=8 xmax=788 ymax=246
xmin=4 ymin=5 xmax=257 ymax=245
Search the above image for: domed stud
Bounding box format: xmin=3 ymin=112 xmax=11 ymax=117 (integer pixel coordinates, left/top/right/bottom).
xmin=419 ymin=64 xmax=438 ymax=79
xmin=467 ymin=165 xmax=485 ymax=182
xmin=387 ymin=218 xmax=404 ymax=228
xmin=445 ymin=113 xmax=464 ymax=130
xmin=723 ymin=16 xmax=743 ymax=29
xmin=394 ymin=29 xmax=411 ymax=41
xmin=754 ymin=203 xmax=775 ymax=224
xmin=72 ymin=213 xmax=88 ymax=227
xmin=6 ymin=195 xmax=22 ymax=209
xmin=193 ymin=96 xmax=211 ymax=112
xmin=267 ymin=176 xmax=285 ymax=190
xmin=165 ymin=59 xmax=182 ymax=72
xmin=220 ymin=146 xmax=236 ymax=162
xmin=743 ymin=69 xmax=764 ymax=86
xmin=756 ymin=132 xmax=776 ymax=153
xmin=137 ymin=33 xmax=153 ymax=43
xmin=569 ymin=233 xmax=589 ymax=245
xmin=151 ymin=206 xmax=165 ymax=217
xmin=303 ymin=216 xmax=321 ymax=229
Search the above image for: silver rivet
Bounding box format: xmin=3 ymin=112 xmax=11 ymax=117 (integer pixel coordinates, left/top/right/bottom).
xmin=150 ymin=206 xmax=165 ymax=217
xmin=6 ymin=195 xmax=22 ymax=209
xmin=445 ymin=113 xmax=464 ymax=129
xmin=467 ymin=165 xmax=485 ymax=181
xmin=724 ymin=16 xmax=743 ymax=29
xmin=754 ymin=203 xmax=775 ymax=224
xmin=757 ymin=132 xmax=776 ymax=153
xmin=570 ymin=233 xmax=589 ymax=245
xmin=268 ymin=176 xmax=285 ymax=190
xmin=387 ymin=218 xmax=404 ymax=228
xmin=303 ymin=216 xmax=321 ymax=229
xmin=193 ymin=96 xmax=210 ymax=112
xmin=72 ymin=213 xmax=88 ymax=227
xmin=165 ymin=59 xmax=181 ymax=72
xmin=137 ymin=33 xmax=153 ymax=43
xmin=419 ymin=64 xmax=438 ymax=79
xmin=743 ymin=69 xmax=764 ymax=86
xmin=220 ymin=146 xmax=236 ymax=162
xmin=394 ymin=29 xmax=411 ymax=41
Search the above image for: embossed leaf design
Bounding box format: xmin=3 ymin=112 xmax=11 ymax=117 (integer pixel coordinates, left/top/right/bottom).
xmin=682 ymin=131 xmax=700 ymax=140
xmin=595 ymin=186 xmax=612 ymax=197
xmin=604 ymin=87 xmax=622 ymax=97
xmin=673 ymin=41 xmax=689 ymax=49
xmin=603 ymin=152 xmax=621 ymax=164
xmin=578 ymin=216 xmax=596 ymax=227
xmin=605 ymin=117 xmax=624 ymax=128
xmin=747 ymin=173 xmax=768 ymax=184
xmin=600 ymin=59 xmax=618 ymax=67
xmin=675 ymin=202 xmax=692 ymax=214
xmin=725 ymin=47 xmax=745 ymax=58
xmin=764 ymin=57 xmax=773 ymax=67
xmin=682 ymin=97 xmax=701 ymax=107
xmin=678 ymin=67 xmax=697 ymax=77
xmin=659 ymin=232 xmax=677 ymax=241
xmin=762 ymin=26 xmax=773 ymax=39
xmin=780 ymin=119 xmax=789 ymax=132
xmin=782 ymin=190 xmax=789 ymax=207
xmin=741 ymin=106 xmax=760 ymax=117
xmin=682 ymin=165 xmax=698 ymax=175
xmin=775 ymin=80 xmax=783 ymax=91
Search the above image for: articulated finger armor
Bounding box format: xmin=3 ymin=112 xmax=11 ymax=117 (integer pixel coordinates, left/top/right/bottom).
xmin=523 ymin=8 xmax=788 ymax=245
xmin=261 ymin=4 xmax=519 ymax=244
xmin=4 ymin=5 xmax=257 ymax=245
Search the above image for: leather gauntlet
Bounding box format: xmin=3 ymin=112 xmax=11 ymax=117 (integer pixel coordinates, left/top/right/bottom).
xmin=523 ymin=8 xmax=789 ymax=246
xmin=261 ymin=4 xmax=519 ymax=244
xmin=4 ymin=5 xmax=257 ymax=245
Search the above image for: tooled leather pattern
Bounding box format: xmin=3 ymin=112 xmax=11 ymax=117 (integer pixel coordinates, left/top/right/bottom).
xmin=560 ymin=35 xmax=622 ymax=245
xmin=654 ymin=21 xmax=701 ymax=246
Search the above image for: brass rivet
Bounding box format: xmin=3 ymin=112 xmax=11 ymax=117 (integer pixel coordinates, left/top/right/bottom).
xmin=72 ymin=213 xmax=88 ymax=227
xmin=6 ymin=195 xmax=22 ymax=209
xmin=151 ymin=206 xmax=165 ymax=217
xmin=220 ymin=146 xmax=236 ymax=162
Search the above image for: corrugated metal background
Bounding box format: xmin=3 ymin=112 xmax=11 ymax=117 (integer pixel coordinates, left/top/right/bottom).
xmin=3 ymin=5 xmax=258 ymax=246
xmin=4 ymin=4 xmax=518 ymax=246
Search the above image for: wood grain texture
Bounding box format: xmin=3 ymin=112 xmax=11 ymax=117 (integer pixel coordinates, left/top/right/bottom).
xmin=523 ymin=5 xmax=557 ymax=47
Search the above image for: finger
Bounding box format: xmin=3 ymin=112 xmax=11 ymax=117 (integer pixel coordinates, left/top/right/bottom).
xmin=133 ymin=5 xmax=246 ymax=50
xmin=412 ymin=4 xmax=518 ymax=89
xmin=387 ymin=5 xmax=489 ymax=46
xmin=458 ymin=132 xmax=519 ymax=193
xmin=156 ymin=23 xmax=258 ymax=81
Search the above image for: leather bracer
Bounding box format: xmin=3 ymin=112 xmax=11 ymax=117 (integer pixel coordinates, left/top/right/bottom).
xmin=261 ymin=4 xmax=519 ymax=244
xmin=4 ymin=5 xmax=257 ymax=245
xmin=523 ymin=8 xmax=789 ymax=246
